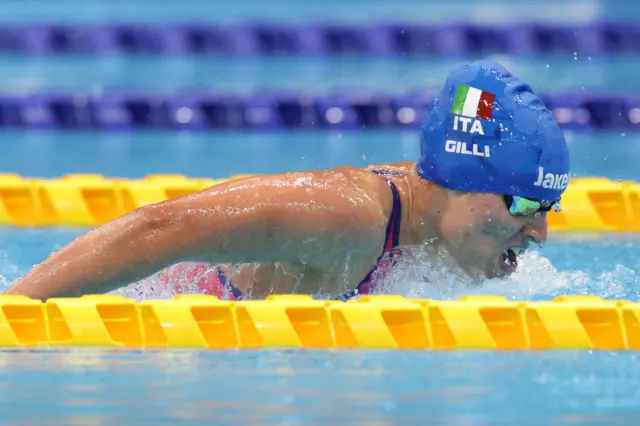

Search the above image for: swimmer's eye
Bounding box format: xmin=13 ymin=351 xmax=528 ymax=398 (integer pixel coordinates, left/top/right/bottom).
xmin=503 ymin=195 xmax=561 ymax=217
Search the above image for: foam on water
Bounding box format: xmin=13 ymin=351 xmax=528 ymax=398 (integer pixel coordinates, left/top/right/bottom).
xmin=378 ymin=246 xmax=640 ymax=302
xmin=0 ymin=226 xmax=633 ymax=302
xmin=113 ymin=244 xmax=640 ymax=303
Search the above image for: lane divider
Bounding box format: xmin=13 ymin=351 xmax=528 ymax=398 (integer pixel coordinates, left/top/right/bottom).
xmin=0 ymin=294 xmax=635 ymax=349
xmin=0 ymin=91 xmax=638 ymax=130
xmin=0 ymin=174 xmax=636 ymax=231
xmin=0 ymin=22 xmax=637 ymax=56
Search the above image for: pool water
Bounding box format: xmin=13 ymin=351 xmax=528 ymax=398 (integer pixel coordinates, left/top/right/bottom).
xmin=1 ymin=230 xmax=640 ymax=425
xmin=2 ymin=227 xmax=639 ymax=301
xmin=0 ymin=0 xmax=626 ymax=24
xmin=1 ymin=129 xmax=638 ymax=180
xmin=2 ymin=0 xmax=639 ymax=423
xmin=0 ymin=129 xmax=639 ymax=424
xmin=2 ymin=56 xmax=638 ymax=94
xmin=1 ymin=349 xmax=640 ymax=425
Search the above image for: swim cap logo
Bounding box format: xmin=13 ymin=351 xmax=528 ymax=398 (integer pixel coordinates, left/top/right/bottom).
xmin=445 ymin=140 xmax=491 ymax=157
xmin=451 ymin=85 xmax=495 ymax=120
xmin=452 ymin=115 xmax=485 ymax=134
xmin=533 ymin=166 xmax=570 ymax=190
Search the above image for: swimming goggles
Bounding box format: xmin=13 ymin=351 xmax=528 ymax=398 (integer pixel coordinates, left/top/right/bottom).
xmin=503 ymin=195 xmax=561 ymax=216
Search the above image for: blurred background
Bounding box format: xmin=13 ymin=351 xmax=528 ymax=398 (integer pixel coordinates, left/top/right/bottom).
xmin=0 ymin=0 xmax=637 ymax=182
xmin=0 ymin=2 xmax=640 ymax=425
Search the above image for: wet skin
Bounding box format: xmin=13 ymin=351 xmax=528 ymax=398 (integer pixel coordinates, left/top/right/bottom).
xmin=4 ymin=162 xmax=547 ymax=300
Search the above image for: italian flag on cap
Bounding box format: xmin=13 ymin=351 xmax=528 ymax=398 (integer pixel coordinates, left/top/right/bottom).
xmin=451 ymin=85 xmax=495 ymax=120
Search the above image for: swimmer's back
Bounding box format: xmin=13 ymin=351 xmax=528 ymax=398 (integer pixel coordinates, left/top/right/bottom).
xmin=165 ymin=163 xmax=406 ymax=264
xmin=6 ymin=162 xmax=414 ymax=300
xmin=159 ymin=163 xmax=415 ymax=297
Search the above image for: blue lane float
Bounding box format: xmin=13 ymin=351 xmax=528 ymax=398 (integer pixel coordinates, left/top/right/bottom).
xmin=0 ymin=91 xmax=638 ymax=131
xmin=0 ymin=22 xmax=639 ymax=55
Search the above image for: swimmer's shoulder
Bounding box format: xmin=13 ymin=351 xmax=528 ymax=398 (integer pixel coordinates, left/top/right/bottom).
xmin=328 ymin=161 xmax=414 ymax=194
xmin=273 ymin=162 xmax=414 ymax=212
xmin=331 ymin=161 xmax=415 ymax=180
xmin=267 ymin=166 xmax=403 ymax=238
xmin=215 ymin=167 xmax=392 ymax=198
xmin=202 ymin=162 xmax=414 ymax=190
xmin=195 ymin=164 xmax=410 ymax=225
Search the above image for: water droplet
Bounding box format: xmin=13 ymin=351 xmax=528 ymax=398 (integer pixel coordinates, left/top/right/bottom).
xmin=621 ymin=133 xmax=627 ymax=137
xmin=546 ymin=64 xmax=550 ymax=69
xmin=573 ymin=52 xmax=578 ymax=60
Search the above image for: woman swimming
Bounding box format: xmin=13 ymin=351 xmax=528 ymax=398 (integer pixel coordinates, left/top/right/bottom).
xmin=4 ymin=59 xmax=569 ymax=300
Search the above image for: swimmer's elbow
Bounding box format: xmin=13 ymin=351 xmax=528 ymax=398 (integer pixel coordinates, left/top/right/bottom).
xmin=130 ymin=203 xmax=167 ymax=233
xmin=123 ymin=204 xmax=185 ymax=254
xmin=134 ymin=202 xmax=195 ymax=243
xmin=131 ymin=199 xmax=224 ymax=262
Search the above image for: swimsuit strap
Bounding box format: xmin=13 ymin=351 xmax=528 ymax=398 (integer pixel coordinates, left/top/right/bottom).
xmin=339 ymin=169 xmax=403 ymax=300
xmin=216 ymin=267 xmax=244 ymax=300
xmin=371 ymin=169 xmax=403 ymax=249
xmin=219 ymin=169 xmax=404 ymax=302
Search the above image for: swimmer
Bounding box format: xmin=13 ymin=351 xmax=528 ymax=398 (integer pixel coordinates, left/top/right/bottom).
xmin=4 ymin=59 xmax=570 ymax=301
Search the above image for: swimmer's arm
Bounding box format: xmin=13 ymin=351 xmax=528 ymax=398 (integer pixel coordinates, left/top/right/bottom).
xmin=5 ymin=172 xmax=388 ymax=299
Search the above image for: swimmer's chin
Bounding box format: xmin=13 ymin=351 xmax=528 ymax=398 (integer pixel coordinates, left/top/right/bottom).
xmin=484 ymin=263 xmax=518 ymax=280
xmin=462 ymin=262 xmax=516 ymax=282
xmin=484 ymin=269 xmax=513 ymax=280
xmin=481 ymin=251 xmax=520 ymax=280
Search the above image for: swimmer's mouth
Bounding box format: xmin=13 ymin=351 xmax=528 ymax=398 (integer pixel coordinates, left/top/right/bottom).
xmin=499 ymin=246 xmax=525 ymax=274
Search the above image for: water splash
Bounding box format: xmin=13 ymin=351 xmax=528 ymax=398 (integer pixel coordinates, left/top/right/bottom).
xmin=380 ymin=250 xmax=640 ymax=302
xmin=111 ymin=246 xmax=640 ymax=303
xmin=112 ymin=264 xmax=200 ymax=301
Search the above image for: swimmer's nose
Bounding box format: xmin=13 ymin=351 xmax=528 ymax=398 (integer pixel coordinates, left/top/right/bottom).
xmin=521 ymin=220 xmax=548 ymax=246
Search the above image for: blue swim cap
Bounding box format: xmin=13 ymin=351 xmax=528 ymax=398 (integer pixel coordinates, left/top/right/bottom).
xmin=417 ymin=59 xmax=570 ymax=202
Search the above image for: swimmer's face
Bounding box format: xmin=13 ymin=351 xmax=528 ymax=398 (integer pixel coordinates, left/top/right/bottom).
xmin=438 ymin=192 xmax=548 ymax=280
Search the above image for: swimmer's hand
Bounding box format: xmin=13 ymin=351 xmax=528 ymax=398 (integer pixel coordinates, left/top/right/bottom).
xmin=4 ymin=171 xmax=388 ymax=300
